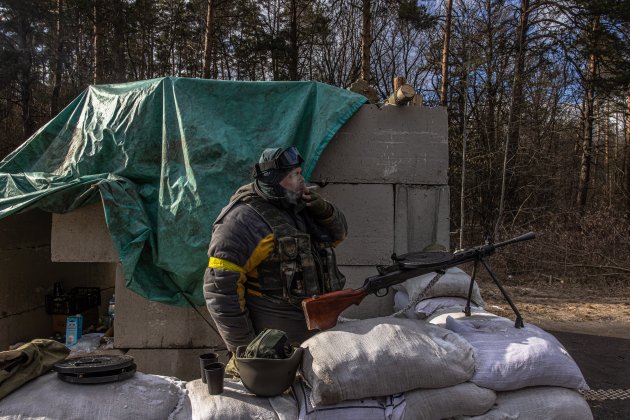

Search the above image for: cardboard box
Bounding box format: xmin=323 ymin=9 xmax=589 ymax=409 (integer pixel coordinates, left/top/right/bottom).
xmin=65 ymin=315 xmax=83 ymax=346
xmin=52 ymin=314 xmax=67 ymax=334
xmin=52 ymin=307 xmax=99 ymax=334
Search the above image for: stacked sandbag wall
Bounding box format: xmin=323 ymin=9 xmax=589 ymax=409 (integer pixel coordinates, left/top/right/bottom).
xmin=386 ymin=270 xmax=593 ymax=419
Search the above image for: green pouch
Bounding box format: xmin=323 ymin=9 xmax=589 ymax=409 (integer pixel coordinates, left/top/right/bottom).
xmin=244 ymin=329 xmax=292 ymax=359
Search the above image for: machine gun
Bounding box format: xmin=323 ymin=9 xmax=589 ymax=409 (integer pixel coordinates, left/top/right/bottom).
xmin=302 ymin=232 xmax=535 ymax=331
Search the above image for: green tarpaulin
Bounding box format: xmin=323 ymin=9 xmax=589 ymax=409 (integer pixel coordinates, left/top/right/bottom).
xmin=0 ymin=77 xmax=366 ymax=306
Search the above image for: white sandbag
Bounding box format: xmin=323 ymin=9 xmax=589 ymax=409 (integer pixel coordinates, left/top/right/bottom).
xmin=426 ymin=308 xmax=497 ymax=327
xmin=403 ymin=382 xmax=496 ymax=420
xmin=393 ymin=268 xmax=485 ymax=307
xmin=394 ymin=292 xmax=481 ymax=319
xmin=293 ymin=380 xmax=406 ymax=420
xmin=458 ymin=386 xmax=593 ymax=420
xmin=186 ymin=378 xmax=297 ymax=420
xmin=445 ymin=316 xmax=588 ymax=391
xmin=0 ymin=371 xmax=190 ymax=420
xmin=300 ymin=317 xmax=476 ymax=406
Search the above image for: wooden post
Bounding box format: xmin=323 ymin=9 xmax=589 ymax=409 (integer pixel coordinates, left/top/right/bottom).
xmin=393 ymin=76 xmax=405 ymax=92
xmin=385 ymin=76 xmax=417 ymax=106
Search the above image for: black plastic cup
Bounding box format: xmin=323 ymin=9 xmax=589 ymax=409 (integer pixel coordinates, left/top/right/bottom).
xmin=204 ymin=362 xmax=225 ymax=395
xmin=199 ymin=352 xmax=219 ymax=383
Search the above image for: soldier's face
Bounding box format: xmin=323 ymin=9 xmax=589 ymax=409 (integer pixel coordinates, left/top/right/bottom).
xmin=279 ymin=167 xmax=305 ymax=193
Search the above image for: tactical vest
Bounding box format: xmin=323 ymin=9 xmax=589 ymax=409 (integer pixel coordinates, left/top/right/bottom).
xmin=242 ymin=195 xmax=346 ymax=305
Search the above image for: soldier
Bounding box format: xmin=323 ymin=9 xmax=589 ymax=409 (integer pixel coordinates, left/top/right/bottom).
xmin=203 ymin=146 xmax=348 ymax=353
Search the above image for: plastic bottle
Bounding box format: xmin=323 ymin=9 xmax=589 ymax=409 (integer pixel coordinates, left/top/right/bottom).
xmin=107 ymin=294 xmax=115 ymax=328
xmin=53 ymin=281 xmax=64 ymax=297
xmin=51 ymin=281 xmax=66 ymax=314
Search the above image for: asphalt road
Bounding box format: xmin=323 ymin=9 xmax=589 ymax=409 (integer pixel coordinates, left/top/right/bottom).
xmin=549 ymin=331 xmax=630 ymax=420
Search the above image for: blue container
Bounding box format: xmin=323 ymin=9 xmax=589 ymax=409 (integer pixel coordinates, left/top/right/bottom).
xmin=65 ymin=314 xmax=83 ymax=347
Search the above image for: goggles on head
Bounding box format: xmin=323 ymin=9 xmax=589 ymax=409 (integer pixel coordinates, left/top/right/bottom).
xmin=253 ymin=146 xmax=304 ymax=178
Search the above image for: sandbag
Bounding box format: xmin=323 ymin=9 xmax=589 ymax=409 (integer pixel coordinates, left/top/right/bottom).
xmin=392 ymin=268 xmax=485 ymax=307
xmin=0 ymin=371 xmax=190 ymax=420
xmin=300 ymin=317 xmax=475 ymax=406
xmin=445 ymin=316 xmax=588 ymax=391
xmin=426 ymin=308 xmax=497 ymax=327
xmin=293 ymin=380 xmax=405 ymax=420
xmin=403 ymin=382 xmax=496 ymax=420
xmin=458 ymin=386 xmax=593 ymax=420
xmin=394 ymin=293 xmax=481 ymax=320
xmin=186 ymin=378 xmax=297 ymax=420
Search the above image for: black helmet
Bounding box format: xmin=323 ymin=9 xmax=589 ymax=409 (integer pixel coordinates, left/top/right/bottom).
xmin=252 ymin=146 xmax=304 ymax=178
xmin=235 ymin=345 xmax=303 ymax=397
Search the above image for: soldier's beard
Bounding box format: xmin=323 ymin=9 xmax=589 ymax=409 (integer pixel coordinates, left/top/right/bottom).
xmin=284 ymin=189 xmax=302 ymax=205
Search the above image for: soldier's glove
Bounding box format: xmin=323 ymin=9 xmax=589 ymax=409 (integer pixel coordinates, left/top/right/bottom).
xmin=225 ymin=353 xmax=240 ymax=378
xmin=303 ymin=189 xmax=333 ymax=219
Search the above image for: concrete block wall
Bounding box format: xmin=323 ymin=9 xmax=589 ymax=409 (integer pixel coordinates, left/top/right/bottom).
xmin=0 ymin=209 xmax=116 ymax=350
xmin=50 ymin=203 xmax=120 ymax=322
xmin=310 ymin=105 xmax=448 ymax=185
xmin=50 ymin=203 xmax=226 ymax=380
xmin=312 ymin=104 xmax=449 ymax=319
xmin=114 ymin=264 xmax=222 ymax=350
xmin=51 ymin=204 xmax=119 ymax=262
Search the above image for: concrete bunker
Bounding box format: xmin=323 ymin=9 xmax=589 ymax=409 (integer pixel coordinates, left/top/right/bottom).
xmin=0 ymin=104 xmax=448 ymax=380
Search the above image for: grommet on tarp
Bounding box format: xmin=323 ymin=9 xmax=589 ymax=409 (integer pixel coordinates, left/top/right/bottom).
xmin=53 ymin=355 xmax=136 ymax=384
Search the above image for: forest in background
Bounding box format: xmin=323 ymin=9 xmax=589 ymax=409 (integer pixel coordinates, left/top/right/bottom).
xmin=1 ymin=0 xmax=629 ymax=283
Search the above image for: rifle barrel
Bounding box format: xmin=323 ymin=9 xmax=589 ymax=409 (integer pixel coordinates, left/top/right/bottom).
xmin=494 ymin=232 xmax=536 ymax=249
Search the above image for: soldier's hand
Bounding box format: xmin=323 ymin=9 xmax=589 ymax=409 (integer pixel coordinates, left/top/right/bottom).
xmin=302 ymin=188 xmax=333 ymax=218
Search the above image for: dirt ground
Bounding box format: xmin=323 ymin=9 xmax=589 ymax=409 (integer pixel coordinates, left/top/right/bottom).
xmin=478 ymin=278 xmax=630 ymax=419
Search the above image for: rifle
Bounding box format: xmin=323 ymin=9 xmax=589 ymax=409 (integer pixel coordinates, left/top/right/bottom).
xmin=302 ymin=232 xmax=535 ymax=331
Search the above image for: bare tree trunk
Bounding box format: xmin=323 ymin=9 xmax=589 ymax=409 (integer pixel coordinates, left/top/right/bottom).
xmin=459 ymin=76 xmax=469 ymax=250
xmin=360 ymin=0 xmax=371 ymax=82
xmin=288 ymin=0 xmax=299 ymax=80
xmin=509 ymin=0 xmax=529 ymax=158
xmin=202 ymin=0 xmax=215 ymax=79
xmin=439 ymin=0 xmax=453 ymax=107
xmin=604 ymin=99 xmax=610 ymax=205
xmin=50 ymin=0 xmax=64 ymax=118
xmin=92 ymin=0 xmax=104 ymax=85
xmin=458 ymin=51 xmax=469 ymax=250
xmin=17 ymin=14 xmax=35 ymax=138
xmin=482 ymin=0 xmax=497 ymax=233
xmin=112 ymin=0 xmax=126 ymax=82
xmin=139 ymin=11 xmax=145 ymax=78
xmin=591 ymin=96 xmax=600 ymax=190
xmin=212 ymin=38 xmax=218 ymax=78
xmin=270 ymin=0 xmax=280 ymax=80
xmin=222 ymin=41 xmax=232 ymax=79
xmin=576 ymin=17 xmax=599 ymax=209
xmin=78 ymin=23 xmax=84 ymax=87
xmin=138 ymin=0 xmax=148 ymax=79
xmin=494 ymin=0 xmax=529 ymax=239
xmin=626 ymin=84 xmax=630 ymax=219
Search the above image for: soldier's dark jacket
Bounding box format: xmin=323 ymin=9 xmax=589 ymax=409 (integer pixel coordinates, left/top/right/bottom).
xmin=203 ymin=183 xmax=348 ymax=352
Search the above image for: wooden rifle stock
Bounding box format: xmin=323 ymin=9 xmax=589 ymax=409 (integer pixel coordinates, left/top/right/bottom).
xmin=301 ymin=287 xmax=369 ymax=331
